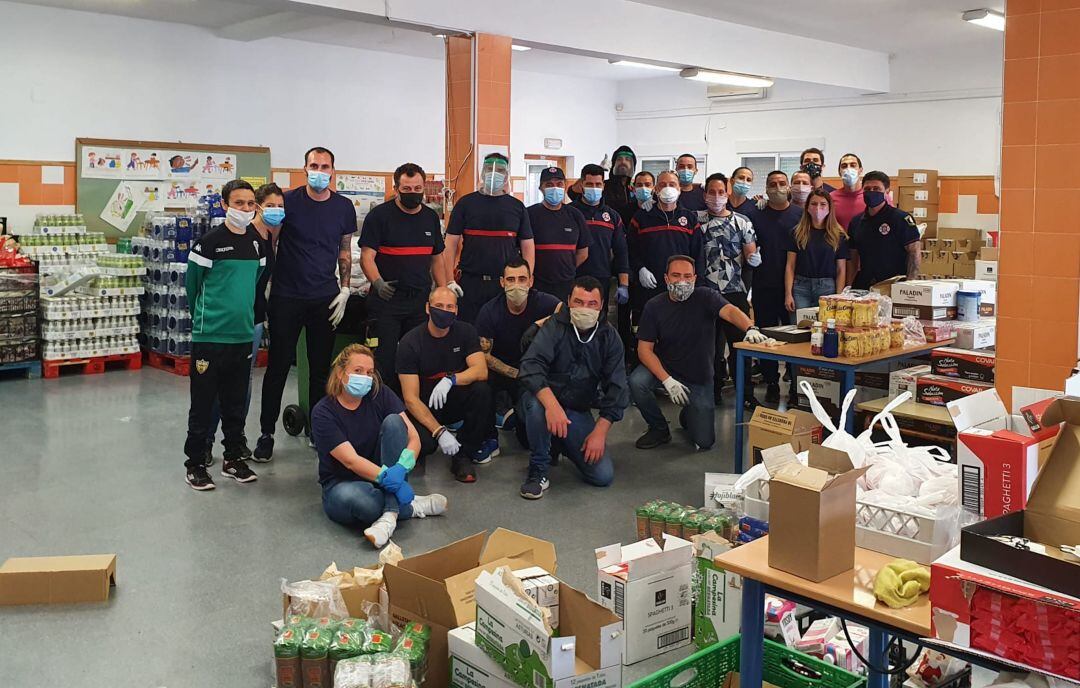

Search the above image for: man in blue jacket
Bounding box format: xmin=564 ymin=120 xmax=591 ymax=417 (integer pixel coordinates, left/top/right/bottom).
xmin=517 ymin=276 xmax=629 ymax=500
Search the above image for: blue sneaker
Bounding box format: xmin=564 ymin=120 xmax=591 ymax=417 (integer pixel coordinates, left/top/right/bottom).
xmin=471 ymin=439 xmax=500 ymax=465
xmin=447 ymin=420 xmax=464 ymax=431
xmin=496 ymin=408 xmax=516 ymax=431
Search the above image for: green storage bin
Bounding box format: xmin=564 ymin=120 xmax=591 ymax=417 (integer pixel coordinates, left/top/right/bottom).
xmin=628 ymin=635 xmax=865 ymax=688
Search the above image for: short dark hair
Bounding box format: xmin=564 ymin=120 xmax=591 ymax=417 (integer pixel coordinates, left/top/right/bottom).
xmin=732 ymin=166 xmax=752 ymax=179
xmin=255 ymin=182 xmax=284 ymax=204
xmin=305 ymin=146 xmax=335 ymax=167
xmin=580 ymin=163 xmax=606 ymax=181
xmin=634 ymin=171 xmax=655 ymax=183
xmin=862 ymin=170 xmax=891 ymax=189
xmin=838 ymin=152 xmax=862 ymax=170
xmin=766 ymin=170 xmax=788 ymax=182
xmin=676 ymin=153 xmax=697 ymax=165
xmin=800 ymin=148 xmax=825 ymax=164
xmin=503 ymin=256 xmax=531 ymax=276
xmin=705 ymin=172 xmax=728 ymax=188
xmin=394 ymin=162 xmax=426 ymax=187
xmin=666 ymin=254 xmax=695 ymax=272
xmin=221 ymin=179 xmax=254 ymax=204
xmin=572 ymin=275 xmax=604 ymax=299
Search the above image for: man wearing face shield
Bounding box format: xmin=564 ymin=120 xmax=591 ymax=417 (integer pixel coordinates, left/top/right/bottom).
xmin=444 ymin=153 xmax=535 ymax=324
xmin=603 ymin=146 xmax=639 ymax=226
xmin=630 ymin=255 xmax=764 ymax=452
xmin=517 ymin=276 xmax=629 ymax=499
xmin=527 ymin=166 xmax=590 ymax=301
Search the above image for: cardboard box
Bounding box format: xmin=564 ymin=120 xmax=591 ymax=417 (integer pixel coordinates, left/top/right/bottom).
xmin=979 ymin=246 xmax=999 ymax=260
xmin=596 ymin=535 xmax=693 ymax=663
xmin=891 ymin=280 xmax=959 ymax=307
xmin=474 ymin=569 xmax=623 ymax=688
xmin=910 ymin=204 xmax=939 ymax=222
xmin=898 ymin=186 xmax=941 ymax=205
xmin=794 ymin=365 xmax=842 ymax=416
xmin=953 ymin=319 xmax=995 ymax=350
xmin=514 ymin=567 xmax=559 ymax=628
xmin=931 ymin=347 xmax=995 ymax=383
xmin=959 ymin=395 xmax=1080 ymax=598
xmin=974 ymin=260 xmax=997 ymax=281
xmin=943 ymin=279 xmax=996 ymax=316
xmin=385 ymin=529 xmax=558 ymax=688
xmin=450 ymin=623 xmax=533 ymax=688
xmin=795 ymin=306 xmax=819 ymax=325
xmin=793 ymin=617 xmax=841 ymax=656
xmin=892 ymin=304 xmax=956 ymax=320
xmin=747 ymin=406 xmax=823 ymax=466
xmin=762 ymin=324 xmax=811 ymax=343
xmin=0 ymin=554 xmax=116 ymax=606
xmin=889 ymin=365 xmax=932 ymax=398
xmin=937 ymin=227 xmax=984 ymax=249
xmin=282 ymin=562 xmax=388 ymax=623
xmin=763 ymin=444 xmax=868 ymax=582
xmin=897 ymin=169 xmax=939 ymax=188
xmin=691 ymin=532 xmax=742 ymax=650
xmin=920 ymin=220 xmax=938 ymax=239
xmin=916 ymin=375 xmax=993 ymax=406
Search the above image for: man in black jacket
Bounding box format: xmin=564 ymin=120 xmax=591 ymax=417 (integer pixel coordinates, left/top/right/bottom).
xmin=517 ymin=276 xmax=628 ymax=499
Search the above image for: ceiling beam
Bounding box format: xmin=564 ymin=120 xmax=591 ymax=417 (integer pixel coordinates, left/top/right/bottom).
xmin=215 ymin=11 xmax=338 ymax=42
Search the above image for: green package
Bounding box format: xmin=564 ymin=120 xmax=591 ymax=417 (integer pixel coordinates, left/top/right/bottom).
xmin=301 ymin=629 xmax=332 ymax=688
xmin=649 ymin=501 xmax=672 ymax=542
xmin=393 ymin=634 xmax=426 ymax=663
xmin=360 ymin=629 xmax=394 ymax=654
xmin=339 ymin=617 xmax=369 ymax=633
xmin=274 ymin=626 xmax=302 ymax=658
xmin=665 ymin=504 xmax=688 ymax=538
xmin=682 ymin=509 xmax=705 ymax=538
xmin=329 ymin=629 xmax=365 ymax=663
xmin=401 ymin=621 xmax=430 ymax=642
xmin=313 ymin=616 xmax=340 ymax=634
xmin=285 ymin=614 xmax=313 ymax=630
xmin=274 ymin=627 xmax=303 ymax=688
xmin=301 ymin=629 xmax=331 ymax=659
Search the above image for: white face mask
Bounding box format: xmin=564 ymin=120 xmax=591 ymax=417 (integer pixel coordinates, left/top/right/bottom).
xmin=658 ymin=186 xmax=680 ymax=205
xmin=226 ymin=207 xmax=256 ymax=228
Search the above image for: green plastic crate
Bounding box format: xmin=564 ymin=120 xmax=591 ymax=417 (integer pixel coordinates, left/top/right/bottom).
xmin=628 ymin=635 xmax=866 ymax=688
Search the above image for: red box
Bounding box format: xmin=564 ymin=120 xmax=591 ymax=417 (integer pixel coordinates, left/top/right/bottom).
xmin=916 ymin=375 xmax=993 ymax=407
xmin=930 ymin=347 xmax=996 ymax=383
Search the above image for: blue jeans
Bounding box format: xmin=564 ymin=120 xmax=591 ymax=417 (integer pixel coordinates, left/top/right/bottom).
xmin=628 ymin=365 xmax=716 ymax=449
xmin=520 ymin=392 xmax=614 ymax=487
xmin=206 ymin=322 xmax=264 ymax=445
xmin=321 ymin=415 xmax=414 ymax=527
xmin=792 ymin=276 xmax=836 ymax=311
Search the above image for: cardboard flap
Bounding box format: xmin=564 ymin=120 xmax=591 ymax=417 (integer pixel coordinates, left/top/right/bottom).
xmin=558 ymin=583 xmax=621 ymax=671
xmin=396 ymin=531 xmax=486 ymax=579
xmin=749 ymin=407 xmax=796 ymax=434
xmin=444 ymin=554 xmax=536 ymax=625
xmin=481 ymin=528 xmax=557 ymax=574
xmin=1040 ymin=396 xmax=1080 ymax=427
xmin=761 ymin=444 xmax=799 ymax=478
xmin=807 ymin=445 xmax=854 ymax=474
xmin=1026 ymin=416 xmax=1080 ymax=531
xmin=773 ymin=464 xmax=830 ymax=491
xmin=594 ymin=543 xmax=624 ymax=570
xmin=824 ymin=465 xmax=870 ymax=491
xmin=382 ymin=564 xmax=460 ymax=625
xmin=948 ymin=388 xmax=1007 ymax=431
xmin=625 ymin=536 xmax=692 ymax=579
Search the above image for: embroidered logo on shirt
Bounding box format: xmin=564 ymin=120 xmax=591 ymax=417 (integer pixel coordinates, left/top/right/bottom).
xmin=602 ymin=212 xmax=611 ymax=222
xmin=195 ymin=359 xmax=209 ymax=374
xmin=215 ymin=246 xmax=234 ymax=253
xmin=879 ymin=223 xmax=891 ymax=236
xmin=425 ymin=232 xmax=432 ymax=236
xmin=678 ymin=216 xmax=688 ymax=227
xmin=564 ymin=227 xmax=573 ymax=232
xmin=452 ymin=347 xmax=461 ymax=353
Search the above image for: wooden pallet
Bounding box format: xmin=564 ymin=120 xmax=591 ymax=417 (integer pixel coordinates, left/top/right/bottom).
xmin=0 ymin=359 xmax=42 ymax=379
xmin=42 ymin=351 xmax=142 ymax=379
xmin=144 ymin=349 xmax=190 ymax=376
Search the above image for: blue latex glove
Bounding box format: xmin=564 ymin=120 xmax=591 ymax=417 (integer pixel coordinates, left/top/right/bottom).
xmin=615 ymin=285 xmax=629 ymax=305
xmin=398 ymin=448 xmax=416 ymax=472
xmin=394 ymin=481 xmax=415 ymax=507
xmin=378 ymin=463 xmax=408 ymax=493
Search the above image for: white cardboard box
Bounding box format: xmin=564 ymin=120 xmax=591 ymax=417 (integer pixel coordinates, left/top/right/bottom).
xmin=953 ymin=319 xmax=995 ymax=350
xmin=891 ymin=280 xmax=960 ymax=307
xmin=513 ymin=567 xmax=560 ymax=628
xmin=795 ymin=306 xmax=819 ymax=324
xmin=450 ymin=624 xmax=520 ymax=688
xmin=944 ymin=279 xmax=996 ymax=309
xmin=595 ymin=535 xmax=693 ymax=664
xmin=974 ymin=260 xmax=997 ymax=281
xmin=889 ymin=365 xmax=932 ymax=398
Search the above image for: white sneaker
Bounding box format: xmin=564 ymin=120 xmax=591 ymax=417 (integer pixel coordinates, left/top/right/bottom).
xmin=364 ymin=512 xmax=398 ymax=548
xmin=410 ymin=494 xmax=448 ymax=519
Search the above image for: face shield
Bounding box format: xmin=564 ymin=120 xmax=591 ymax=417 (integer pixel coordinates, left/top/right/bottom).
xmin=481 ymin=156 xmax=509 ymax=195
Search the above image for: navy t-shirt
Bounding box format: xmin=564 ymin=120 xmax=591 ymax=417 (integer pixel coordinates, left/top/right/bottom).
xmin=395 ymin=320 xmax=482 ymax=398
xmin=679 ymin=185 xmax=707 ymax=212
xmin=254 ymin=227 xmax=274 ymax=324
xmin=274 ymin=187 xmax=357 ymax=300
xmin=475 ymin=289 xmax=561 ymax=369
xmin=360 ymin=200 xmax=444 ymax=291
xmin=847 ymin=205 xmax=920 ymax=289
xmin=786 ymin=229 xmax=849 ymax=279
xmin=446 ymin=192 xmax=533 ymax=276
xmin=311 ymin=387 xmax=406 ymax=488
xmin=527 ymin=203 xmax=589 ymax=286
xmin=752 ymin=204 xmax=803 ymax=292
xmin=637 ymin=287 xmax=730 ymax=385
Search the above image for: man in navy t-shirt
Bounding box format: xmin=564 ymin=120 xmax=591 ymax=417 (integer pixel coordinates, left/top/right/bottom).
xmin=527 ymin=166 xmax=589 ymax=301
xmin=847 ymin=171 xmax=921 ymax=289
xmin=257 ymin=146 xmax=357 ymax=460
xmin=573 ymin=163 xmax=630 ymax=312
xmin=675 ymin=153 xmax=707 ymax=212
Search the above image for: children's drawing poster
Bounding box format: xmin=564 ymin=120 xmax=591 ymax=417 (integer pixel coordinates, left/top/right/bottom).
xmin=138 ymin=183 xmax=166 ymax=212
xmin=100 ymin=182 xmax=146 ymax=232
xmin=82 ymin=146 xmax=125 ymax=179
xmin=120 ymin=149 xmax=166 ymax=179
xmin=336 ymin=174 xmax=386 ymax=224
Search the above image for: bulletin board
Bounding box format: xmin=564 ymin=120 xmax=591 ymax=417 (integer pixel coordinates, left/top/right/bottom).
xmin=75 ymin=138 xmax=271 ymax=237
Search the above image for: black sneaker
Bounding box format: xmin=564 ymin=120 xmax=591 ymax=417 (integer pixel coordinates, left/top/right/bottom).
xmin=451 ymin=455 xmax=476 ymax=483
xmin=200 ymin=445 xmax=214 ymax=468
xmin=186 ymin=465 xmax=216 ymax=491
xmin=252 ymin=434 xmax=274 ymax=462
xmin=765 ymin=383 xmax=781 ymax=404
xmin=222 ymin=459 xmax=258 ymax=483
xmin=520 ymin=471 xmax=550 ymax=499
xmin=240 ymin=443 xmax=253 ymax=460
xmin=635 ymin=427 xmax=672 ymax=449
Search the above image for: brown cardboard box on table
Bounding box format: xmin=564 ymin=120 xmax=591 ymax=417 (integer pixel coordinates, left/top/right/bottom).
xmin=897 ymin=169 xmax=939 ymax=188
xmin=747 ymin=407 xmax=823 ymax=465
xmin=763 ymin=444 xmax=869 ymax=582
xmin=385 ymin=528 xmax=557 ymax=688
xmin=0 ymin=554 xmax=116 ymax=605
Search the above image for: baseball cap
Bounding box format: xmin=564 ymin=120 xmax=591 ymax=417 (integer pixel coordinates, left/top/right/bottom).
xmin=540 ymin=167 xmax=566 ymax=183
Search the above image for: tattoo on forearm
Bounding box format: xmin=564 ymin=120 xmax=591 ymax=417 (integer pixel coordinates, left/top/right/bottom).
xmin=339 ymin=234 xmax=354 ymax=287
xmin=907 ymin=250 xmax=919 ymax=278
xmin=486 ymin=353 xmax=519 ymax=379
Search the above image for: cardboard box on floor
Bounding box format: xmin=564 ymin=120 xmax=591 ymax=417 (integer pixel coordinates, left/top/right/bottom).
xmin=595 ymin=534 xmax=693 ymax=664
xmin=763 ymin=444 xmax=868 ymax=582
xmin=691 ymin=531 xmax=742 ymax=649
xmin=385 ymin=529 xmax=558 ymax=688
xmin=747 ymin=407 xmax=823 ymax=465
xmin=0 ymin=554 xmax=116 ymax=606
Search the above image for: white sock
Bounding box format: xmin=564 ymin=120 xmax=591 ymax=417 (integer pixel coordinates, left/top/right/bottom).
xmin=363 ymin=511 xmax=398 ymax=548
xmin=410 ymin=494 xmax=448 ymax=519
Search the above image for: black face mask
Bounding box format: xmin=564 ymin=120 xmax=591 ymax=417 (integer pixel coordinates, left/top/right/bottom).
xmin=399 ymin=192 xmax=424 ymax=209
xmin=802 ymin=162 xmax=823 ymax=179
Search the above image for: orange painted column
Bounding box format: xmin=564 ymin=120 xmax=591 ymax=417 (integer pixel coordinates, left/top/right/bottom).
xmin=445 ymin=33 xmax=512 ymax=209
xmin=996 ymin=0 xmax=1080 ymax=406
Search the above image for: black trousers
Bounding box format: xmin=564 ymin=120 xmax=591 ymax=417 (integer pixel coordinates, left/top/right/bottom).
xmin=714 ymin=290 xmax=752 ymax=392
xmin=458 ymin=273 xmax=502 ymax=324
xmin=489 ymin=372 xmax=530 ymax=449
xmin=368 ymin=287 xmax=428 ymax=393
xmin=185 ymin=341 xmax=251 ymax=468
xmin=627 ymin=282 xmax=665 ymax=368
xmin=260 ymin=294 xmax=335 ymax=435
xmin=535 ymin=277 xmax=572 ymax=303
xmin=751 ymin=288 xmax=789 ymax=384
xmin=411 ymin=380 xmax=495 ymax=458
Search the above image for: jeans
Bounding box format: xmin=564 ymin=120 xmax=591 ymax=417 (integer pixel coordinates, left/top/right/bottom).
xmin=184 ymin=342 xmax=252 ymax=468
xmin=521 ymin=392 xmax=614 ymax=487
xmin=792 ymin=276 xmax=836 ymax=311
xmin=206 ymin=322 xmax=264 ymax=445
xmin=368 ymin=287 xmax=428 ymax=393
xmin=751 ymin=288 xmax=788 ymax=384
xmin=628 ymin=365 xmax=716 ymax=449
xmin=321 ymin=415 xmax=414 ymax=527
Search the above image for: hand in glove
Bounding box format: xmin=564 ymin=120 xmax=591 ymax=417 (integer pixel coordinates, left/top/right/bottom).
xmin=638 ymin=267 xmax=657 ymax=290
xmin=447 ymin=281 xmax=464 ymax=298
xmin=756 ymin=197 xmax=768 ymax=210
xmin=397 ymin=447 xmax=416 ymax=472
xmin=744 ymin=327 xmax=768 ymax=344
xmin=746 ymin=250 xmax=762 ymax=267
xmin=436 ymin=428 xmax=461 ymax=456
xmin=428 ymin=376 xmax=454 ymax=410
xmin=662 ymin=376 xmax=690 ymax=406
xmin=328 ymin=287 xmax=350 ymax=328
xmin=394 ymin=481 xmax=415 ymax=507
xmin=378 ymin=463 xmax=408 ymax=493
xmin=373 ymin=278 xmax=397 ymax=301
xmin=615 ymin=285 xmax=629 ymax=305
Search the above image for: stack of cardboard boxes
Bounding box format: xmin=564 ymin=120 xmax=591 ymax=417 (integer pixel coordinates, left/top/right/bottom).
xmin=896 ymin=168 xmax=940 ymax=238
xmin=919 ymin=228 xmax=993 ymax=280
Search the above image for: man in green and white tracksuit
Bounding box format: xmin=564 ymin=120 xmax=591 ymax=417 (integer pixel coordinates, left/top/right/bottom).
xmin=183 ymin=179 xmax=266 ymax=491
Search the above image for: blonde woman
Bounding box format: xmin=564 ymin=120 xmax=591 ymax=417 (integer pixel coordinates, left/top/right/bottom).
xmin=784 ymin=189 xmax=849 ymax=313
xmin=311 ymin=344 xmax=447 ymax=548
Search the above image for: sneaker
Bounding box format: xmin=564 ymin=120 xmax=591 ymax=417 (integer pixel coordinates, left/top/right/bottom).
xmin=411 ymin=494 xmax=448 ymax=518
xmin=240 ymin=443 xmax=253 ymax=460
xmin=471 ymin=439 xmax=500 ymax=465
xmin=765 ymin=383 xmax=781 ymax=404
xmin=744 ymin=396 xmax=760 ymax=411
xmin=635 ymin=427 xmax=671 ymax=449
xmin=253 ymin=434 xmax=274 ymax=462
xmin=186 ymin=465 xmax=216 ymax=491
xmin=222 ymin=459 xmax=258 ymax=483
xmin=306 ymin=434 xmax=315 ymax=449
xmin=364 ymin=512 xmax=398 ymax=548
xmin=496 ymin=408 xmax=516 ymax=431
xmin=520 ymin=472 xmax=550 ymax=500
xmin=200 ymin=445 xmax=214 ymax=468
xmin=451 ymin=456 xmax=476 ymax=483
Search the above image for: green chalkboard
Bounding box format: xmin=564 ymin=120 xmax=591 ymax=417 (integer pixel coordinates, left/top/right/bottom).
xmin=75 ymin=138 xmax=271 ymax=238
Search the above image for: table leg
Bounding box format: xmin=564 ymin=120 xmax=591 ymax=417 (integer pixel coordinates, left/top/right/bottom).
xmin=740 ymin=577 xmax=765 ymax=688
xmin=734 ymin=349 xmax=746 ymax=473
xmin=841 ymin=367 xmax=857 ymax=435
xmin=867 ymin=627 xmax=891 ymax=688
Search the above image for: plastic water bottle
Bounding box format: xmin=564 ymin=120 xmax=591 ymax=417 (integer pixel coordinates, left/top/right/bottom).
xmin=823 ymin=318 xmax=839 ymax=359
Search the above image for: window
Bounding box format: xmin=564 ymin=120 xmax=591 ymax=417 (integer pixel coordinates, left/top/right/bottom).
xmin=740 ymin=153 xmax=801 ymax=196
xmin=639 ymin=155 xmax=707 ymax=184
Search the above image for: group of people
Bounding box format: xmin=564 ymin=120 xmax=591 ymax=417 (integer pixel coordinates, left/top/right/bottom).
xmin=180 ymin=143 xmax=922 ymax=548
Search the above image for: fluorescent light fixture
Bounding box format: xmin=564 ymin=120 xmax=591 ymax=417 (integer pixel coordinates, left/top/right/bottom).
xmin=609 ymin=59 xmax=680 ymax=72
xmin=679 ymin=68 xmax=773 ymax=88
xmin=962 ymin=8 xmax=1005 ymax=31
xmin=511 ymin=44 xmax=531 ymax=52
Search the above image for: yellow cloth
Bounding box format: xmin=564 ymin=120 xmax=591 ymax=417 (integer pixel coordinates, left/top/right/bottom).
xmin=873 ymin=559 xmax=931 ymax=608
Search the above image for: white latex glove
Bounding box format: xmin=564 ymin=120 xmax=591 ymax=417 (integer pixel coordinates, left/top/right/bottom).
xmin=756 ymin=197 xmax=768 ymax=210
xmin=328 ymin=287 xmax=349 ymax=328
xmin=428 ymin=376 xmax=454 ymax=410
xmin=447 ymin=280 xmax=464 ymax=298
xmin=744 ymin=328 xmax=768 ymax=344
xmin=437 ymin=429 xmax=461 ymax=456
xmin=638 ymin=267 xmax=657 ymax=290
xmin=662 ymin=376 xmax=690 ymax=406
xmin=746 ymin=250 xmax=762 ymax=267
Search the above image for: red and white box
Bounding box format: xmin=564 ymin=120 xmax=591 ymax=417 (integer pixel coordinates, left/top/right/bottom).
xmin=793 ymin=617 xmax=840 ymax=657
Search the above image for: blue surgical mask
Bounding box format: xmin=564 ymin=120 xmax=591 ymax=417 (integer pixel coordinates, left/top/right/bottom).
xmin=634 ymin=187 xmax=653 ymax=204
xmin=583 ymin=187 xmax=603 ymax=205
xmin=732 ymin=181 xmax=752 ymax=197
xmin=308 ymin=170 xmax=331 ymax=191
xmin=677 ymin=169 xmax=695 ymax=185
xmin=863 ymin=189 xmax=887 ymax=208
xmin=483 ymin=171 xmax=506 ymax=193
xmin=543 ymin=187 xmax=565 ymax=206
xmin=262 ymin=207 xmax=285 ymax=227
xmin=345 ymin=373 xmax=373 ymax=398
xmin=841 ymin=168 xmax=859 ymax=187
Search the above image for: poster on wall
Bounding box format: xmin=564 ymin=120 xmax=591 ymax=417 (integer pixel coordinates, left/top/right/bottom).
xmin=336 ymin=174 xmax=386 ymax=224
xmin=82 ymin=146 xmax=125 ymax=179
xmin=100 ymin=182 xmax=147 ymax=232
xmin=120 ymin=149 xmax=167 ymax=179
xmin=138 ymin=183 xmax=167 ymax=212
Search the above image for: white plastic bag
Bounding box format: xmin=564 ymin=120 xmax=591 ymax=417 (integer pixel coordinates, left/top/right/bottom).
xmin=800 ymin=380 xmax=875 ymax=467
xmin=280 ymin=578 xmax=349 ymax=620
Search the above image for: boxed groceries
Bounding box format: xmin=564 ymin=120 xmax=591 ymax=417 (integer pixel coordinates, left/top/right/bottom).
xmin=892 ymin=304 xmax=956 ymax=320
xmin=890 ymin=365 xmax=932 ymax=398
xmin=898 ymin=169 xmax=939 ymax=188
xmin=595 ymin=535 xmax=693 ymax=663
xmin=899 ymin=186 xmax=940 ymax=205
xmin=514 ymin=567 xmax=560 ymax=629
xmin=747 ymin=406 xmax=823 ymax=466
xmin=0 ymin=554 xmax=116 ymax=606
xmin=931 ymin=348 xmax=995 ymax=383
xmin=795 ymin=306 xmax=819 ymax=325
xmin=953 ymin=319 xmax=995 ymax=350
xmin=944 ymin=279 xmax=996 ymax=316
xmin=762 ymin=324 xmax=811 ymax=343
xmin=891 ymin=280 xmax=959 ymax=307
xmin=793 ymin=617 xmax=841 ymax=657
xmin=691 ymin=532 xmax=742 ymax=650
xmin=916 ymin=375 xmax=993 ymax=406
xmin=764 ymin=596 xmax=800 ymax=645
xmin=975 ymin=260 xmax=996 ymax=281
xmin=283 ymin=560 xmax=391 ymax=622
xmin=450 ymin=623 xmax=522 ymax=688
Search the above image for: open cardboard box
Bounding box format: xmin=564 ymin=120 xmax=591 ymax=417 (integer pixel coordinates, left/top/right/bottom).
xmin=0 ymin=554 xmax=116 ymax=606
xmin=747 ymin=406 xmax=823 ymax=466
xmin=960 ymin=395 xmax=1080 ymax=598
